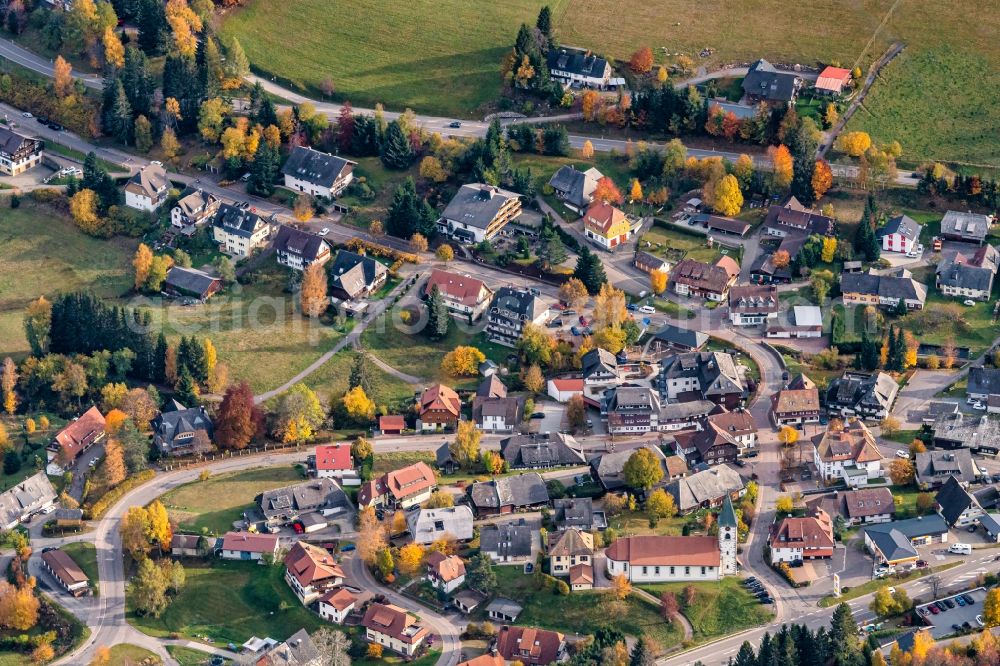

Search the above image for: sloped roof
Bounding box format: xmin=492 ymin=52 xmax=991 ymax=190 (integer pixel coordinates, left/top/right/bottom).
xmin=769 ymin=510 xmax=834 ymax=550
xmin=220 ymin=531 xmax=278 ymax=554
xmin=771 ymin=387 xmax=820 ymax=415
xmin=915 ymin=449 xmax=978 ymax=484
xmin=54 ymin=406 xmax=106 ymax=460
xmin=547 ymin=528 xmax=593 ymax=557
xmin=384 ymin=462 xmax=436 ymax=501
xmin=742 ymin=59 xmax=800 ymax=101
xmin=934 ymin=475 xmax=980 ymax=525
xmin=318 ymin=587 xmax=358 ymax=611
xmin=213 ymin=203 xmax=266 ymax=238
xmin=362 ymin=603 xmax=427 ymax=644
xmin=815 ymin=66 xmax=851 ymax=92
xmin=878 ymin=214 xmax=922 ymax=242
xmin=0 ymin=126 xmax=35 ymax=156
xmin=283 ymin=541 xmax=345 ymax=587
xmin=548 ymin=165 xmax=603 ymax=208
xmin=273 ymin=225 xmax=331 ymax=263
xmin=164 ymin=266 xmax=221 ymax=299
xmin=125 ymin=163 xmax=168 ymax=198
xmin=813 ymin=420 xmax=883 ymax=464
xmin=425 ymin=268 xmax=492 ymax=307
xmin=425 ymin=551 xmax=466 ymax=582
xmin=471 ymin=473 xmax=548 ymax=509
xmin=280 ymin=145 xmax=355 ymax=186
xmin=665 ymin=465 xmax=744 ymax=512
xmin=653 ymin=324 xmax=708 ymax=349
xmin=479 ymin=521 xmax=533 ymax=558
xmin=420 ymin=384 xmax=461 ymax=418
xmin=496 ymin=624 xmax=564 ymax=665
xmin=841 ymin=487 xmax=895 ymax=519
xmin=441 ymin=183 xmax=520 ymax=230
xmin=406 ymin=505 xmax=474 ymax=542
xmin=501 ymin=432 xmax=585 ymax=467
xmin=605 ymin=535 xmax=720 ymax=566
xmin=152 ymin=402 xmax=212 ymax=451
xmin=314 ymin=443 xmax=352 ymax=471
xmin=968 ymin=366 xmax=1000 ymax=396
xmin=584 ymin=200 xmax=628 ymax=236
xmin=476 ymin=375 xmax=507 ymax=398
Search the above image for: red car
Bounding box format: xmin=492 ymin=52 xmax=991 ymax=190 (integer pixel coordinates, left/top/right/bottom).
xmin=291 ymin=522 xmax=304 ymax=534
xmin=929 ymin=605 xmax=940 ymax=615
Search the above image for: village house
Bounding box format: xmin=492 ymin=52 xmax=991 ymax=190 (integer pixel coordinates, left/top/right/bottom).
xmin=212 ymin=203 xmax=270 ymax=257
xmin=940 ymin=210 xmax=993 ymax=246
xmin=765 ymin=305 xmax=824 ymax=339
xmin=633 ymin=250 xmax=671 ymax=275
xmin=665 ymin=465 xmax=745 ymax=514
xmin=863 ymin=515 xmax=949 ymax=567
xmin=742 ymin=59 xmax=802 ymax=105
xmin=358 ymin=461 xmax=438 ymax=509
xmin=253 ymin=628 xmax=322 ymax=665
xmin=424 ymin=551 xmax=466 ymax=594
xmin=317 ymin=588 xmax=358 ymax=624
xmin=406 ymin=505 xmax=474 ymax=544
xmin=423 ymin=268 xmax=495 ymax=320
xmin=151 ymin=399 xmax=213 ymax=456
xmin=589 ymin=444 xmax=670 ymax=492
xmin=825 ymin=371 xmax=899 ymax=420
xmin=281 ymin=145 xmax=356 ymax=198
xmin=0 ymin=472 xmax=56 ymax=530
xmin=761 ymin=197 xmax=834 ymax=240
xmin=417 ymin=384 xmax=461 ymax=431
xmin=124 ymin=163 xmax=169 ymax=211
xmin=706 ymin=407 xmax=758 ymax=453
xmin=548 ymin=164 xmax=603 ymax=213
xmin=768 ymin=509 xmax=835 ymax=564
xmin=458 ymin=654 xmax=505 ymax=666
xmin=658 ymin=351 xmax=746 ymax=409
xmin=495 ymin=625 xmax=568 ymax=665
xmin=650 ymin=324 xmax=709 ymax=353
xmin=814 ymin=66 xmax=852 ymax=95
xmin=169 ymin=534 xmax=205 ymax=558
xmin=813 ymin=487 xmax=895 ymax=526
xmin=674 ymin=418 xmax=740 ymax=467
xmin=485 ymin=287 xmax=549 ymax=347
xmin=547 ymin=46 xmax=613 ymax=89
xmin=470 ymin=474 xmax=549 ymax=516
xmin=770 ymin=375 xmax=820 ymax=426
xmin=728 ymin=284 xmax=780 ymax=326
xmin=310 ymin=443 xmax=360 ymax=486
xmin=840 ymin=269 xmax=927 ymax=311
xmin=812 ymin=420 xmax=884 ymax=486
xmin=218 ymin=532 xmax=279 ymax=561
xmin=362 ymin=603 xmax=428 ymax=657
xmin=170 ymin=188 xmax=219 ymax=232
xmin=583 ymin=200 xmax=632 ymax=250
xmin=552 ymin=497 xmax=607 ymax=531
xmin=329 ymin=249 xmax=387 ymax=299
xmin=915 ymin=449 xmax=981 ymax=487
xmin=438 ymin=183 xmax=522 ymax=243
xmin=601 ymin=385 xmax=714 ymax=434
xmin=49 ymin=405 xmax=105 ymax=468
xmin=581 ymin=347 xmax=624 ymax=395
xmin=0 ymin=126 xmax=42 ymax=175
xmin=284 ymin=541 xmax=346 ymax=604
xmin=500 ymin=432 xmax=585 ymax=469
xmin=935 ymin=475 xmax=984 ymax=527
xmin=547 ymin=378 xmax=583 ymax=403
xmin=273 ymin=226 xmax=333 ymax=271
xmin=671 ymin=256 xmax=741 ymax=301
xmin=473 ymin=393 xmax=522 ymax=433
xmin=547 ymin=528 xmax=593 ymax=577
xmin=877 ymin=214 xmax=923 ymax=254
xmin=163 ymin=266 xmax=222 ymax=302
xmin=257 ymin=478 xmax=351 ymax=527
xmin=936 ymin=245 xmax=1000 ymax=301
xmin=40 ymin=549 xmax=89 ymax=596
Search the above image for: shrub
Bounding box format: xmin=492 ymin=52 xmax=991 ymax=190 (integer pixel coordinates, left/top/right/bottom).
xmin=84 ymin=470 xmax=155 ymax=519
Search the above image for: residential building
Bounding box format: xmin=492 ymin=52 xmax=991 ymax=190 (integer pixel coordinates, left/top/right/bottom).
xmin=477 ymin=375 xmax=507 ymax=399
xmin=485 ymin=287 xmax=549 ymax=347
xmin=123 ymin=163 xmax=169 ymax=211
xmin=281 ymin=146 xmax=356 ymax=198
xmin=284 ymin=541 xmax=345 ymax=604
xmin=457 ymin=655 xmax=505 ymax=666
xmin=934 ymin=475 xmax=984 ymax=527
xmin=470 ymin=474 xmax=548 ymax=515
xmin=40 ymin=550 xmax=89 ymax=596
xmin=967 ymin=367 xmax=1000 ymax=408
xmin=438 ymin=183 xmax=521 ymax=243
xmin=671 ymin=256 xmax=740 ymax=301
xmin=601 ymin=386 xmax=713 ymax=434
xmin=552 ymin=497 xmax=607 ymax=531
xmin=329 ymin=249 xmax=387 ymax=299
xmin=547 ymin=46 xmax=613 ymax=89
xmin=840 ymin=269 xmax=927 ymax=311
xmin=749 ymin=251 xmax=793 ymax=284
xmin=812 ymin=420 xmax=883 ymax=486
xmin=825 ymin=372 xmax=899 ymax=420
xmin=0 ymin=472 xmax=56 ymax=530
xmin=406 ymin=505 xmax=474 ymax=544
xmin=362 ymin=603 xmax=428 ymax=657
xmin=169 ymin=534 xmax=205 ymax=558
xmin=218 ymin=532 xmax=279 ymax=561
xmin=634 ymin=251 xmax=671 ymax=275
xmin=479 ymin=520 xmax=534 ymax=563
xmin=273 ymin=226 xmax=333 ymax=271
xmin=569 ymin=563 xmax=594 ymax=591
xmin=768 ymin=509 xmax=835 ymax=563
xmin=473 ymin=395 xmax=522 ymax=432
xmin=940 ymin=211 xmax=993 ymax=246
xmin=878 ymin=215 xmax=923 ymax=254
xmin=435 ymin=442 xmax=459 ymax=475
xmin=742 ymin=59 xmax=802 ymax=104
xmin=936 ymin=245 xmax=1000 ymax=301
xmin=256 ymin=478 xmax=351 ymax=526
xmin=170 ymin=188 xmax=219 ymax=232
xmin=665 ymin=465 xmax=745 ymax=514
xmin=581 ymin=347 xmax=622 ymax=390
xmin=932 ymin=412 xmax=1000 ymax=455
xmin=417 ymin=384 xmax=461 ymax=431
xmin=708 ymin=407 xmax=758 ymax=452
xmin=151 ymin=400 xmax=213 ymax=456
xmin=728 ymin=284 xmax=780 ymax=326
xmin=547 ymin=378 xmax=583 ymax=403
xmin=814 ymin=66 xmax=851 ymax=94
xmin=770 ymin=380 xmax=820 ymax=426
xmin=839 ymin=487 xmax=896 ymax=525
xmin=424 ymin=552 xmax=466 ymax=594
xmin=423 ymin=269 xmax=494 ymax=320
xmin=590 ymin=444 xmax=670 ymax=492
xmin=694 ymin=213 xmax=751 ymax=237
xmin=765 ymin=305 xmax=824 ymax=339
xmin=915 ymin=449 xmax=980 ymax=487
xmin=658 ymin=351 xmax=745 ymax=408
xmin=548 ymin=165 xmax=603 ymax=213
xmin=761 ymin=196 xmax=834 ymax=239
xmin=357 ymin=462 xmax=437 ymax=509
xmin=317 ymin=588 xmax=358 ymax=624
xmin=255 ymin=628 xmax=322 ymax=666
xmin=495 ymin=625 xmax=567 ymax=665
xmin=675 ymin=419 xmax=740 ymax=467
xmin=379 ymin=415 xmax=406 ymax=435
xmin=863 ymin=515 xmax=949 ymax=566
xmin=979 ymin=513 xmax=1000 ymax=543
xmin=500 ymin=432 xmax=585 ymax=469
xmin=212 ymin=203 xmax=270 ymax=257
xmin=50 ymin=406 xmax=105 ymax=466
xmin=649 ymin=325 xmax=708 ymax=353
xmin=605 ymin=534 xmax=728 ymax=582
xmin=163 ymin=266 xmax=222 ymax=301
xmin=548 ymin=528 xmax=593 ymax=576
xmin=0 ymin=126 xmax=42 ymax=175
xmin=485 ymin=598 xmax=523 ymax=623
xmin=310 ymin=443 xmax=360 ymax=486
xmin=583 ymin=200 xmax=632 ymax=250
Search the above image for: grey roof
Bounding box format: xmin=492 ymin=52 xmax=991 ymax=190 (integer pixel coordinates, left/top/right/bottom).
xmin=659 ymin=352 xmax=744 ymax=399
xmin=264 ymin=628 xmax=321 ymax=666
xmin=164 ymin=266 xmax=221 ymax=299
xmin=742 ymin=59 xmax=800 ymax=101
xmin=665 ymin=465 xmax=744 ymax=512
xmin=974 ymin=486 xmax=1000 ymax=511
xmin=581 ymin=348 xmax=618 ymax=379
xmin=653 ymin=324 xmax=708 ymax=350
xmin=476 ymin=375 xmax=507 ymax=398
xmin=934 ymin=475 xmax=980 ymax=525
xmin=708 ymin=100 xmax=759 ymax=120
xmin=728 ymin=285 xmax=779 ymax=314
xmin=865 ymin=527 xmax=918 ymax=562
xmin=878 ymin=214 xmax=922 ymax=242
xmin=213 ymin=203 xmax=267 ymax=238
xmin=489 ymin=287 xmax=546 ymax=322
xmin=441 ymin=183 xmax=520 ymax=231
xmin=864 ymin=514 xmax=948 ymax=540
xmin=406 ymin=505 xmax=474 ymax=544
xmin=937 ymin=258 xmax=996 ymax=292
xmin=968 ymin=367 xmax=1000 ymax=397
xmin=126 ymin=163 xmax=169 ymax=198
xmin=486 ymin=597 xmax=523 ymax=619
xmin=933 ymin=413 xmax=1000 ymax=450
xmin=915 ymin=449 xmax=979 ymax=484
xmin=152 ymin=402 xmax=213 ymax=452
xmin=0 ymin=472 xmax=56 ymax=528
xmin=280 ymin=146 xmax=355 ymax=187
xmin=547 ymin=48 xmax=610 ymax=79
xmin=274 ymin=226 xmax=332 ymax=263
xmin=553 ymin=498 xmax=596 ymax=530
xmin=53 ymin=508 xmax=83 ymax=521
xmin=590 ymin=444 xmax=668 ymax=491
xmin=256 ymin=478 xmax=350 ymax=521
xmin=979 ymin=512 xmax=1000 ymax=536
xmin=473 ymin=396 xmax=522 ymax=427
xmin=941 ymin=211 xmax=991 ymax=242
xmin=173 ymin=187 xmax=218 ymax=220
xmin=840 ymin=270 xmax=927 ymax=305
xmin=330 ymin=250 xmax=386 ymax=289
xmin=0 ymin=126 xmax=36 ymax=157
xmin=470 ymin=473 xmax=549 ymax=510
xmin=435 ymin=442 xmax=455 ymax=469
xmin=634 ymin=251 xmax=669 ymax=271
xmin=501 ymin=433 xmax=585 ymax=468
xmin=479 ymin=521 xmax=533 ymax=559
xmin=826 ymin=372 xmax=898 ymax=413
xmin=547 ymin=165 xmax=603 ymax=209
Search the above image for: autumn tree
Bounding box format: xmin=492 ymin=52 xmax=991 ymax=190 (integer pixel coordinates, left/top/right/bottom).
xmin=0 ymin=581 xmax=38 ymax=630
xmin=70 ymin=189 xmax=101 ymax=234
xmin=558 ymin=278 xmax=589 ymax=310
xmin=888 ymin=459 xmax=915 ymax=486
xmin=130 ymin=557 xmax=169 ymax=617
xmin=103 ymin=27 xmax=124 ymax=69
xmin=160 ymin=128 xmax=180 ymax=160
xmin=147 ymin=500 xmax=172 ymax=552
xmin=132 ymin=244 xmax=153 ymax=291
xmin=775 ymin=495 xmax=794 ymax=513
xmin=351 ymin=436 xmax=373 ymax=462
xmin=53 ymin=56 xmax=73 ymax=98
xmin=436 ymin=244 xmax=454 ymax=262
xmin=623 ymin=448 xmax=663 ymax=490
xmin=650 ymin=269 xmax=668 ymax=295
xmin=442 ymin=346 xmax=487 ymax=376
xmin=102 ymin=439 xmax=127 ymax=487
xmin=768 ymin=144 xmax=794 ymax=190
xmin=272 ymin=383 xmax=325 ymax=444
xmin=593 ymin=176 xmax=624 ymax=204
xmin=661 ymin=591 xmax=679 ymax=621
xmin=409 ymin=233 xmax=429 ymax=253
xmin=566 ymin=394 xmax=586 ymax=429
xmin=712 ymin=174 xmax=743 ymax=216
xmin=629 ymin=46 xmax=654 ymax=73
xmin=120 ymin=505 xmax=152 ymax=560
xmin=523 ymin=364 xmax=545 ymax=394
xmin=357 ymin=507 xmax=387 ymax=565
xmin=450 ymin=421 xmax=482 ymax=471
xmin=836 ymin=131 xmax=872 ymax=157
xmin=778 ymin=425 xmax=799 ymax=446
xmin=983 ymin=588 xmax=1000 ymax=627
xmin=342 ymin=386 xmax=375 ymax=423
xmin=869 ymin=585 xmax=896 ymax=618
xmin=425 ymin=491 xmax=454 ymax=509
xmin=813 ymin=159 xmax=833 ymax=200
xmin=1 ymin=358 xmax=17 ymax=416
xmin=397 ymin=543 xmax=425 ymax=576
xmin=300 ymin=262 xmax=328 ymax=318
xmin=612 ymin=573 xmax=632 ymax=600
xmin=581 ymin=140 xmax=594 ymax=159
xmin=771 ymin=249 xmax=791 ymax=268
xmin=880 ymin=416 xmax=901 ymax=439
xmin=646 ymin=488 xmax=676 ymax=518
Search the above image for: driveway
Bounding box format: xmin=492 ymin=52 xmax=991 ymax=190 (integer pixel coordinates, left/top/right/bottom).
xmin=890 ymin=369 xmax=963 ymax=429
xmin=530 ymin=402 xmax=565 ymax=435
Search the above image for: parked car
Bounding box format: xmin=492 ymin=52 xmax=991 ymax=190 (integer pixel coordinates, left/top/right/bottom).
xmin=962 ymin=594 xmax=975 ymax=605
xmin=963 ymin=299 xmax=977 ymax=307
xmin=972 ymin=401 xmax=986 ymax=411
xmin=976 ymin=615 xmax=985 ymax=627
xmin=47 ymin=122 xmax=64 ymax=131
xmin=561 ymin=309 xmax=576 ymax=316
xmin=626 ymin=303 xmax=638 ymax=311
xmin=944 ymin=598 xmax=956 ymax=609
xmin=570 ymin=326 xmax=582 ymax=336
xmin=340 ymin=543 xmax=355 ymax=552
xmin=956 ymin=596 xmax=966 ymax=606
xmin=935 ymin=601 xmax=948 ymax=612
xmin=21 ymin=112 xmax=32 ymax=118
xmin=916 ymin=560 xmax=928 ymax=568
xmin=929 ymin=605 xmax=940 ymax=615
xmin=448 ymin=121 xmax=461 ymax=128
xmin=530 ymin=412 xmax=545 ymax=419
xmin=638 ymin=305 xmax=656 ymax=314
xmin=319 ymin=228 xmax=330 ymax=237
xmin=895 ymin=449 xmax=909 ymax=459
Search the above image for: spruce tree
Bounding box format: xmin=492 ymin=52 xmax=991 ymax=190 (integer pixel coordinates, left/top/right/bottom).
xmin=154 ymin=333 xmax=167 ymax=383
xmin=628 ymin=638 xmax=654 ymax=666
xmin=110 ymin=79 xmax=134 ymax=145
xmin=386 ymin=178 xmax=420 ymax=238
xmin=121 ymin=46 xmax=153 ymax=116
xmin=426 ymin=286 xmax=450 ymax=340
xmin=574 ymin=245 xmax=607 ymax=294
xmin=351 ymin=115 xmax=380 ymax=156
xmin=248 ymin=141 xmax=278 ymax=196
xmin=349 ymin=350 xmax=377 ymax=397
xmin=515 ymin=23 xmax=535 ymax=56
xmin=733 ymin=642 xmax=757 ymax=666
xmin=175 ymin=366 xmax=199 ymax=405
xmin=535 ymin=6 xmax=553 ymax=39
xmin=379 ymin=120 xmax=414 ymax=169
xmin=136 ymin=0 xmax=164 ymax=53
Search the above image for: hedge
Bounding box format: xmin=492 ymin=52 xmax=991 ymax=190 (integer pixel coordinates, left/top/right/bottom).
xmin=85 ymin=470 xmax=156 ymax=519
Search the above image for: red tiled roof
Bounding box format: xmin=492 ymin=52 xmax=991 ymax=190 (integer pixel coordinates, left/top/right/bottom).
xmin=605 ymin=535 xmax=720 ymax=567
xmin=420 ymin=384 xmax=461 ymax=418
xmin=426 ymin=551 xmax=466 ymax=582
xmin=495 ymin=625 xmax=564 ymax=664
xmin=283 ymin=542 xmax=345 ymax=587
xmin=318 ymin=587 xmax=358 ymax=611
xmin=458 ymin=655 xmax=505 ymax=666
xmin=379 ymin=415 xmax=406 ymax=431
xmin=314 ymin=443 xmax=352 ymax=471
xmin=385 ymin=462 xmax=436 ymax=501
xmin=769 ymin=509 xmax=834 ymax=550
xmin=550 ymin=378 xmax=584 ymax=392
xmin=584 ymin=200 xmax=628 ymax=236
xmin=815 ymin=66 xmax=851 ymax=92
xmin=362 ymin=603 xmax=428 ymax=644
xmin=54 ymin=406 xmax=105 ymax=460
xmin=569 ymin=563 xmax=593 ymax=585
xmin=425 ymin=269 xmax=489 ymax=307
xmin=220 ymin=531 xmax=279 ymax=554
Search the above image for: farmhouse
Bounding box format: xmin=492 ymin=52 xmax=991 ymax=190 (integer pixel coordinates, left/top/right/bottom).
xmin=770 ymin=380 xmax=820 ymax=426
xmin=485 ymin=287 xmax=549 ymax=347
xmin=877 ymin=214 xmax=922 ymax=254
xmin=768 ymin=509 xmax=835 ymax=563
xmin=406 ymin=505 xmax=474 ymax=544
xmin=500 ymin=432 xmax=585 ymax=469
xmin=547 ymin=46 xmax=613 ymax=89
xmin=362 ymin=603 xmax=428 ymax=657
xmin=472 ymin=394 xmax=522 ymax=432
xmin=151 ymin=399 xmax=213 ymax=456
xmin=0 ymin=126 xmax=42 ymax=175
xmin=163 ymin=266 xmax=222 ymax=301
xmin=40 ymin=550 xmax=89 ymax=596
xmin=834 ymin=487 xmax=895 ymax=525
xmin=273 ymin=226 xmax=332 ymax=271
xmin=826 ymin=371 xmax=899 ymax=420
xmin=728 ymin=284 xmax=780 ymax=326
xmin=552 ymin=497 xmax=607 ymax=531
xmin=658 ymin=351 xmax=745 ymax=408
xmin=50 ymin=406 xmax=106 ymax=466
xmin=358 ymin=461 xmax=437 ymax=509
xmin=417 ymin=384 xmax=461 ymax=431
xmin=124 ymin=163 xmax=169 ymax=211
xmin=671 ymin=256 xmax=740 ymax=301
xmin=940 ymin=211 xmax=993 ymax=245
xmin=218 ymin=532 xmax=279 ymax=561
xmin=470 ymin=474 xmax=548 ymax=515
xmin=329 ymin=250 xmax=387 ymax=299
xmin=674 ymin=418 xmax=740 ymax=467
xmin=583 ymin=200 xmax=632 ymax=250
xmin=170 ymin=188 xmax=219 ymax=232
xmin=281 ymin=146 xmax=356 ymax=198
xmin=212 ymin=203 xmax=270 ymax=257
xmin=0 ymin=472 xmax=56 ymax=530
xmin=284 ymin=541 xmax=345 ymax=604
xmin=495 ymin=625 xmax=567 ymax=665
xmin=840 ymin=269 xmax=927 ymax=311
xmin=761 ymin=197 xmax=834 ymax=238
xmin=742 ymin=59 xmax=802 ymax=104
xmin=423 ymin=268 xmax=494 ymax=320
xmin=936 ymin=245 xmax=1000 ymax=301
xmin=438 ymin=183 xmax=521 ymax=243
xmin=548 ymin=165 xmax=603 ymax=213
xmin=310 ymin=443 xmax=360 ymax=486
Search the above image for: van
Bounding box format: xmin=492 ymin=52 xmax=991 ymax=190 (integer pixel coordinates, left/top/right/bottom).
xmin=949 ymin=543 xmax=972 ymax=555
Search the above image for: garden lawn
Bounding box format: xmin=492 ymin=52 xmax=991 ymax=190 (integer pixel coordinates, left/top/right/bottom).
xmin=640 ymin=223 xmax=719 ymax=266
xmin=0 ymin=202 xmax=136 ymax=358
xmin=128 ymin=560 xmax=324 ymax=643
xmin=640 ymin=578 xmax=773 ymax=643
xmin=289 ymin=349 xmax=414 ymax=412
xmin=165 ymin=646 xmax=213 ymax=666
xmin=606 ymin=509 xmax=689 ymax=537
xmin=898 ymin=292 xmax=1000 ymax=356
xmin=490 ymin=567 xmax=684 ymax=654
xmin=332 ymin=157 xmax=422 ymax=230
xmin=60 ymin=543 xmax=98 ymax=585
xmin=108 ymin=644 xmax=161 ymax=666
xmin=160 ymin=465 xmax=305 ymax=534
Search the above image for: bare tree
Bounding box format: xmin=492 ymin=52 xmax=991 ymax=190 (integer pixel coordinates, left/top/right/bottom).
xmin=312 ymin=627 xmax=351 ymax=666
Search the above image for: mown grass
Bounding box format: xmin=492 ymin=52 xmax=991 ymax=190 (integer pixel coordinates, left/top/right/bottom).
xmin=165 ymin=646 xmax=213 ymax=666
xmin=108 ymin=644 xmax=161 ymax=666
xmin=640 ymin=578 xmax=773 ymax=643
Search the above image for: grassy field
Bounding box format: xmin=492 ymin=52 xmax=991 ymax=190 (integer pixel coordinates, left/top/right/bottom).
xmin=290 ymin=348 xmax=414 ymax=413
xmin=165 ymin=646 xmax=212 ymax=666
xmin=160 ymin=465 xmax=305 ymax=534
xmin=108 ymin=644 xmax=161 ymax=666
xmin=640 ymin=223 xmax=721 ymax=266
xmin=640 ymin=578 xmax=773 ymax=643
xmin=128 ymin=560 xmax=324 ymax=643
xmin=60 ymin=543 xmax=98 ymax=587
xmin=0 ymin=202 xmax=136 ymax=358
xmin=490 ymin=566 xmax=684 ymax=654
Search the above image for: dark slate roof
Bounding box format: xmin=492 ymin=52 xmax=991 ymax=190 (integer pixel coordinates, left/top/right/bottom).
xmin=330 ymin=250 xmax=387 ymax=288
xmin=480 ymin=521 xmax=533 ymax=558
xmin=968 ymin=366 xmax=1000 ymax=396
xmin=501 ymin=433 xmax=585 ymax=468
xmin=152 ymin=403 xmax=212 ymax=451
xmin=476 ymin=375 xmax=507 ymax=398
xmin=489 ymin=287 xmax=546 ymax=322
xmin=257 ymin=478 xmax=350 ymax=520
xmin=877 ymin=214 xmax=922 ymax=242
xmin=742 ymin=59 xmax=800 ymax=101
xmin=280 ymin=146 xmax=355 ymax=187
xmin=213 ymin=203 xmax=266 ymax=238
xmin=441 ymin=184 xmax=520 ymax=231
xmin=937 ymin=253 xmax=997 ymax=292
xmin=274 ymin=226 xmax=331 ymax=263
xmin=915 ymin=449 xmax=979 ymax=484
xmin=934 ymin=475 xmax=979 ymax=525
xmin=865 ymin=527 xmax=918 ymax=563
xmin=553 ymin=498 xmax=596 ymax=530
xmin=839 ymin=271 xmax=881 ymax=295
xmin=470 ymin=473 xmax=549 ymax=510
xmin=653 ymin=324 xmax=708 ymax=349
xmin=547 ymin=165 xmax=603 ymax=209
xmin=0 ymin=126 xmax=34 ymax=156
xmin=547 ymin=48 xmax=610 ymax=78
xmin=164 ymin=266 xmax=221 ymax=299
xmin=581 ymin=348 xmax=617 ymax=379
xmin=840 ymin=270 xmax=927 ymax=304
xmin=941 ymin=211 xmax=990 ymax=241
xmin=864 ymin=514 xmax=948 ymax=540
xmin=435 ymin=442 xmax=455 ymax=468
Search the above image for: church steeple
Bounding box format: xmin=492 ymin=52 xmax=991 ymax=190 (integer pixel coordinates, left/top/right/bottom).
xmin=719 ymin=493 xmax=738 ymax=528
xmin=718 ymin=494 xmax=738 ymax=575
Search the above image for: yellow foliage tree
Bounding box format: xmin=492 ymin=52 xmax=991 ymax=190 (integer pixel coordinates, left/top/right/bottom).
xmin=594 ymin=283 xmax=627 ymax=330
xmin=836 ymin=131 xmax=872 ymax=157
xmin=165 ymin=0 xmax=203 ymax=58
xmin=132 ymin=244 xmax=153 ymax=291
xmin=409 ymin=233 xmax=429 ymax=253
xmin=593 ymin=326 xmax=627 ymax=354
xmin=357 ymin=507 xmax=387 ymax=565
xmin=160 ymin=128 xmax=180 ymax=160
xmin=436 ymin=245 xmax=454 ymax=262
xmin=300 ymin=262 xmax=328 ymax=319
xmin=712 ymin=174 xmax=743 ymax=216
xmin=821 ymin=237 xmax=837 ymax=263
xmin=342 ymin=386 xmax=376 ymax=422
xmin=778 ymin=425 xmax=799 ymax=446
xmin=558 ymin=278 xmax=589 ymax=310
xmin=768 ymin=145 xmax=794 ymax=189
xmin=630 ymin=179 xmax=643 ymax=202
xmin=523 ymin=364 xmax=544 ymax=394
xmin=611 ymin=573 xmax=632 ymax=600
xmin=419 ymin=156 xmax=448 ymax=183
xmin=102 ymin=439 xmax=127 ymax=487
xmin=650 ymin=269 xmax=668 ymax=295
xmin=104 ymin=408 xmax=127 ymax=434
xmin=775 ymin=495 xmax=794 ymax=513
xmin=441 ymin=346 xmax=487 ymax=377
xmin=53 ymin=56 xmax=73 ymax=98
xmin=581 ymin=140 xmax=594 ymax=159
xmin=657 ymin=65 xmax=668 ymax=83
xmin=397 ymin=543 xmax=425 ymax=576
xmin=69 ymin=189 xmax=101 ymax=234
xmin=147 ymin=500 xmax=172 ymax=551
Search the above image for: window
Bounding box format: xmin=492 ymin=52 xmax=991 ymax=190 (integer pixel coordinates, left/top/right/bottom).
xmin=654 ymin=566 xmax=660 ymax=575
xmin=670 ymin=566 xmax=675 ymax=575
xmin=701 ymin=566 xmax=706 ymax=575
xmin=642 ymin=566 xmax=648 ymax=574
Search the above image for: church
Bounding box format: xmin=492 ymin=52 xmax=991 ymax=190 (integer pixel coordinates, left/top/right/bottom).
xmin=604 ymin=495 xmax=739 ymax=582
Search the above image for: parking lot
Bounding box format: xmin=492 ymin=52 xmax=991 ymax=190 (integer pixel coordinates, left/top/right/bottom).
xmin=915 ymin=586 xmax=987 ymax=639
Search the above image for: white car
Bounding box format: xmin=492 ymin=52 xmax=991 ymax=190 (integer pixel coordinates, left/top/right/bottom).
xmin=895 ymin=449 xmax=909 ymax=459
xmin=21 ymin=112 xmax=32 ymax=118
xmin=976 ymin=615 xmax=985 ymax=627
xmin=963 ymin=299 xmax=977 ymax=307
xmin=972 ymin=401 xmax=987 ymax=411
xmin=319 ymin=228 xmax=330 ymax=237
xmin=150 ymin=160 xmax=163 ymax=167
xmin=638 ymin=305 xmax=656 ymax=314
